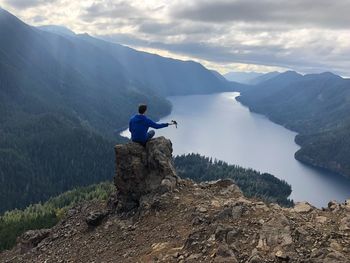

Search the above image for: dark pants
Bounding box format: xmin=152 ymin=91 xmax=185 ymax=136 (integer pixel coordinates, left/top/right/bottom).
xmin=133 ymin=130 xmax=155 ymax=146
xmin=147 ymin=130 xmax=155 ymax=141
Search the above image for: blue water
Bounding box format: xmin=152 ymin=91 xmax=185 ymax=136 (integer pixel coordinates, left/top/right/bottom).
xmin=121 ymin=92 xmax=350 ymax=207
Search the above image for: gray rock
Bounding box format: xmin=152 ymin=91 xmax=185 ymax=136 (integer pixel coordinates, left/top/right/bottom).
xmin=216 ymin=244 xmax=236 ymax=257
xmin=192 ymin=216 xmax=205 ymax=225
xmin=328 ymin=200 xmax=340 ymax=212
xmin=325 ymin=251 xmax=348 ymax=262
xmin=114 ymin=137 xmax=179 ymax=210
xmin=215 ymin=207 xmax=233 ymax=220
xmin=86 ymin=211 xmax=108 ymax=226
xmin=339 ymin=216 xmax=350 ymax=231
xmin=226 ymin=230 xmax=239 ymax=244
xmin=247 ymin=254 xmax=263 ymax=263
xmin=231 ymin=205 xmax=243 ymax=219
xmin=215 ymin=225 xmax=233 ymax=242
xmin=275 ymin=250 xmax=290 ymax=261
xmin=214 ymin=256 xmax=238 ymax=263
xmin=18 ymin=229 xmax=51 ymax=253
xmin=159 ymin=177 xmax=175 ymax=193
xmin=293 ymin=202 xmax=313 ymax=213
xmin=187 ymin=253 xmax=201 ymax=260
xmin=257 ymin=215 xmax=293 ymax=251
xmin=197 ymin=206 xmax=208 ymax=213
xmin=211 ymin=179 xmax=235 ymax=188
xmin=315 ymin=216 xmax=328 ymax=224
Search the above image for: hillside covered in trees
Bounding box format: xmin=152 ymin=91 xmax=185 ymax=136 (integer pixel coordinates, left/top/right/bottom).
xmin=0 ymin=8 xmax=238 ymax=214
xmin=174 ymin=154 xmax=293 ymax=206
xmin=0 ymin=182 xmax=114 ymax=252
xmin=237 ymin=71 xmax=350 ymax=178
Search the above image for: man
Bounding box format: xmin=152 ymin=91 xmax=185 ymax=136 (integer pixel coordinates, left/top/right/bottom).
xmin=129 ymin=104 xmax=173 ymax=145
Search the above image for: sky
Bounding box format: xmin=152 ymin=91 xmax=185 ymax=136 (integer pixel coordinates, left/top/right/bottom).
xmin=1 ymin=0 xmax=350 ymax=76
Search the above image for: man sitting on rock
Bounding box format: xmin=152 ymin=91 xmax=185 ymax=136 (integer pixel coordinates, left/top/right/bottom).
xmin=129 ymin=104 xmax=173 ymax=145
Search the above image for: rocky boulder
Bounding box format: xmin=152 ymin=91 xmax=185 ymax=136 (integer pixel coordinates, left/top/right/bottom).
xmin=17 ymin=229 xmax=51 ymax=253
xmin=114 ymin=137 xmax=179 ymax=210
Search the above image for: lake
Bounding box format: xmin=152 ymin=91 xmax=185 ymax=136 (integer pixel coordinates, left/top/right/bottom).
xmin=121 ymin=92 xmax=350 ymax=207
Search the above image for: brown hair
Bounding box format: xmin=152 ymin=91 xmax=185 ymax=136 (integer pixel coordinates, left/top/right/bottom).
xmin=138 ymin=104 xmax=147 ymax=114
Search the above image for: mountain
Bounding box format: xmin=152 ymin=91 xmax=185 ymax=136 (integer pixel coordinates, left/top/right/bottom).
xmin=210 ymin=70 xmax=227 ymax=82
xmin=73 ymin=34 xmax=240 ymax=96
xmin=210 ymin=70 xmax=247 ymax=91
xmin=0 ymin=8 xmax=233 ymax=213
xmin=1 ymin=138 xmax=349 ymax=262
xmin=0 ymin=8 xmax=170 ymax=137
xmin=237 ymin=71 xmax=350 ymax=178
xmin=37 ymin=23 xmax=238 ymax=96
xmin=224 ymin=71 xmax=263 ymax=84
xmin=248 ymin=71 xmax=280 ymax=85
xmin=224 ymin=71 xmax=280 ymax=86
xmin=237 ymin=71 xmax=303 ymax=105
xmin=37 ymin=25 xmax=76 ymax=37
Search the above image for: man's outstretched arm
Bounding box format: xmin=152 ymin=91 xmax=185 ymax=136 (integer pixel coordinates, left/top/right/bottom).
xmin=146 ymin=118 xmax=169 ymax=129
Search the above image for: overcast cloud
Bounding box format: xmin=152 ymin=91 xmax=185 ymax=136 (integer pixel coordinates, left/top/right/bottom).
xmin=1 ymin=0 xmax=350 ymax=76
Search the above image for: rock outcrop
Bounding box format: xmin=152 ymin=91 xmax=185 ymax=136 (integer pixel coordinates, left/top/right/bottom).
xmin=17 ymin=229 xmax=51 ymax=254
xmin=1 ymin=138 xmax=350 ymax=263
xmin=113 ymin=137 xmax=179 ymax=210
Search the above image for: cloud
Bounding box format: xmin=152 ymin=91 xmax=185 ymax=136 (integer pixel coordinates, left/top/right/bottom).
xmin=100 ymin=28 xmax=350 ymax=76
xmin=138 ymin=21 xmax=225 ymax=36
xmin=1 ymin=0 xmax=350 ymax=76
xmin=171 ymin=0 xmax=350 ymax=29
xmin=3 ymin=0 xmax=55 ymax=9
xmin=80 ymin=1 xmax=143 ymax=22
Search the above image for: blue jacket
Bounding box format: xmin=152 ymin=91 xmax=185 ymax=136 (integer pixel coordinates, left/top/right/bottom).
xmin=129 ymin=114 xmax=168 ymax=143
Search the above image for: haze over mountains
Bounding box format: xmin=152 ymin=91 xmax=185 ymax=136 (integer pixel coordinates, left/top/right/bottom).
xmin=0 ymin=8 xmax=237 ymax=213
xmin=38 ymin=24 xmax=239 ymax=97
xmin=224 ymin=71 xmax=280 ymax=85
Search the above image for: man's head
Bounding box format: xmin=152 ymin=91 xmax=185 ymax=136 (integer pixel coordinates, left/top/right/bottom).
xmin=138 ymin=104 xmax=147 ymax=114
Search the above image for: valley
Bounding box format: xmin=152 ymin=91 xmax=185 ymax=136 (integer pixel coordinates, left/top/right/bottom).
xmin=122 ymin=92 xmax=350 ymax=207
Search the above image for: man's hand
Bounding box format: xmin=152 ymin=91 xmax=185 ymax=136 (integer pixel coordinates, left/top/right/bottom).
xmin=168 ymin=120 xmax=178 ymax=128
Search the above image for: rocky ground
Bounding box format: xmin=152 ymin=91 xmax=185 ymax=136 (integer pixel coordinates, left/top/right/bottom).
xmin=1 ymin=137 xmax=350 ymax=262
xmin=1 ymin=178 xmax=350 ymax=263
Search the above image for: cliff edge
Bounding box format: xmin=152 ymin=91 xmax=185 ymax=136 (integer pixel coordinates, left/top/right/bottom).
xmin=1 ymin=137 xmax=350 ymax=263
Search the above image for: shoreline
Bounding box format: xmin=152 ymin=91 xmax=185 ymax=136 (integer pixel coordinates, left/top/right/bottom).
xmin=235 ymin=94 xmax=350 ymax=181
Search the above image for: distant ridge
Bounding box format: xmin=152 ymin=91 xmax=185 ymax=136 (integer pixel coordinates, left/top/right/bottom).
xmin=224 ymin=71 xmax=263 ymax=84
xmin=224 ymin=71 xmax=281 ymax=85
xmin=249 ymin=71 xmax=280 ymax=85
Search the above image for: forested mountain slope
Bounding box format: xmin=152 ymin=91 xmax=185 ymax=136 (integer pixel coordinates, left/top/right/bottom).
xmin=0 ymin=8 xmax=234 ymax=213
xmin=77 ymin=35 xmax=240 ymax=96
xmin=39 ymin=26 xmax=243 ymax=96
xmin=0 ymin=8 xmax=167 ymax=213
xmin=0 ymin=8 xmax=170 ymax=137
xmin=237 ymin=71 xmax=350 ymax=178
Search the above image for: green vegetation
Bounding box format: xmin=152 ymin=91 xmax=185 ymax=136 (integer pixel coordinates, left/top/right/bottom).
xmin=0 ymin=8 xmax=170 ymax=213
xmin=174 ymin=154 xmax=293 ymax=206
xmin=0 ymin=113 xmax=117 ymax=213
xmin=0 ymin=153 xmax=294 ymax=252
xmin=238 ymin=71 xmax=350 ymax=178
xmin=295 ymin=124 xmax=350 ymax=176
xmin=0 ymin=182 xmax=114 ymax=252
xmin=0 ymin=8 xmax=237 ymax=213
